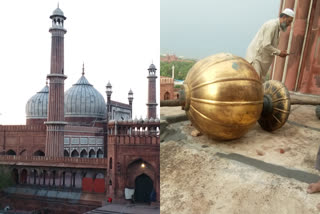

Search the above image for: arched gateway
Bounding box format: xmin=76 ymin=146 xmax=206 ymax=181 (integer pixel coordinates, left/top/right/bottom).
xmin=125 ymin=159 xmax=156 ymax=203
xmin=134 ymin=174 xmax=153 ymax=203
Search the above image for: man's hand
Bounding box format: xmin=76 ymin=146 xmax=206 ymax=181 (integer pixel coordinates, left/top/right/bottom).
xmin=279 ymin=50 xmax=288 ymax=57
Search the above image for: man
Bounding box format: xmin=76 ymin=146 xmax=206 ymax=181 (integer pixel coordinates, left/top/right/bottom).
xmin=246 ymin=8 xmax=295 ymax=82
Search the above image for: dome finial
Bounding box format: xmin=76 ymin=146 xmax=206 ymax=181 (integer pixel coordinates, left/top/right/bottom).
xmin=82 ymin=62 xmax=85 ymax=76
xmin=57 ymin=2 xmax=59 ymax=8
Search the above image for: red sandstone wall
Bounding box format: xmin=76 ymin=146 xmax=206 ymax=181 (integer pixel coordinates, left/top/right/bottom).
xmin=272 ymin=0 xmax=320 ymax=95
xmin=160 ymin=76 xmax=175 ymax=101
xmin=107 ymin=125 xmax=160 ymax=201
xmin=0 ymin=125 xmax=46 ymax=156
xmin=64 ymin=125 xmax=104 ymax=137
xmin=116 ymin=144 xmax=159 ymax=201
xmin=26 ymin=119 xmax=47 ymax=126
xmin=65 ymin=117 xmax=106 ymax=127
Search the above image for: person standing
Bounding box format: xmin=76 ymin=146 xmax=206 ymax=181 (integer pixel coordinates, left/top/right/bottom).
xmin=246 ymin=8 xmax=295 ymax=82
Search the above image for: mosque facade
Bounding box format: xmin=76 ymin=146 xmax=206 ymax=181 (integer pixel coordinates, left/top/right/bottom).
xmin=0 ymin=6 xmax=159 ymax=210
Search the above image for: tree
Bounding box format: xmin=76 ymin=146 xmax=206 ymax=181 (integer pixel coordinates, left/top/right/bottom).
xmin=160 ymin=60 xmax=196 ymax=80
xmin=0 ymin=166 xmax=14 ymax=190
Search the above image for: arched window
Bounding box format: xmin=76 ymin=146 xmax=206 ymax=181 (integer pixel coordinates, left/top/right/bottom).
xmin=80 ymin=149 xmax=88 ymax=158
xmin=89 ymin=149 xmax=95 ymax=158
xmin=6 ymin=150 xmax=16 ymax=155
xmin=97 ymin=149 xmax=103 ymax=158
xmin=33 ymin=150 xmax=45 ymax=156
xmin=33 ymin=169 xmax=38 ymax=185
xmin=95 ymin=173 xmax=104 ymax=179
xmin=12 ymin=169 xmax=19 ymax=184
xmin=42 ymin=170 xmax=47 ymax=185
xmin=109 ymin=157 xmax=112 ymax=169
xmin=64 ymin=150 xmax=70 ymax=157
xmin=164 ymin=92 xmax=170 ymax=100
xmin=52 ymin=170 xmax=56 ymax=186
xmin=71 ymin=150 xmax=79 ymax=157
xmin=20 ymin=169 xmax=28 ymax=184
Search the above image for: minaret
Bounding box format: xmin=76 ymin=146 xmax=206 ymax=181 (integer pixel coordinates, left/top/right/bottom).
xmin=106 ymin=81 xmax=112 ymax=121
xmin=128 ymin=89 xmax=133 ymax=106
xmin=172 ymin=64 xmax=175 ymax=79
xmin=45 ymin=6 xmax=67 ymax=157
xmin=128 ymin=89 xmax=133 ymax=118
xmin=147 ymin=64 xmax=158 ymax=119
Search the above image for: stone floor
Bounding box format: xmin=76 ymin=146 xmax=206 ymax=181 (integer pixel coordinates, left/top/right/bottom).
xmin=161 ymin=105 xmax=320 ymax=214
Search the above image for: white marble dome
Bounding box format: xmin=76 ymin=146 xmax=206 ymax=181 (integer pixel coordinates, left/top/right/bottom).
xmin=25 ymin=85 xmax=49 ymax=119
xmin=52 ymin=7 xmax=64 ymax=17
xmin=64 ymin=75 xmax=106 ymax=119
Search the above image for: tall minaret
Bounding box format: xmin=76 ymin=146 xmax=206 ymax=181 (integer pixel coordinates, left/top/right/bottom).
xmin=45 ymin=6 xmax=67 ymax=157
xmin=172 ymin=64 xmax=175 ymax=79
xmin=147 ymin=64 xmax=158 ymax=119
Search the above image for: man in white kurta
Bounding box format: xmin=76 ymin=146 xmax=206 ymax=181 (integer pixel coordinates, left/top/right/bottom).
xmin=246 ymin=8 xmax=295 ymax=82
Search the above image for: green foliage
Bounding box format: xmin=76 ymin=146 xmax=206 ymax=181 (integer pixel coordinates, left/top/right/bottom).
xmin=174 ymin=85 xmax=181 ymax=88
xmin=160 ymin=60 xmax=196 ymax=80
xmin=0 ymin=166 xmax=13 ymax=190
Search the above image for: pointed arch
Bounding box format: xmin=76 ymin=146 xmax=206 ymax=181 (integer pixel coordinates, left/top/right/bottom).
xmin=80 ymin=149 xmax=88 ymax=158
xmin=6 ymin=150 xmax=16 ymax=155
xmin=164 ymin=91 xmax=170 ymax=100
xmin=97 ymin=149 xmax=103 ymax=158
xmin=89 ymin=149 xmax=95 ymax=158
xmin=71 ymin=150 xmax=79 ymax=157
xmin=33 ymin=150 xmax=45 ymax=156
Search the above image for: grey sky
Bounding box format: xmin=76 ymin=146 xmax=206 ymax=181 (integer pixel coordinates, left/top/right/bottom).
xmin=161 ymin=0 xmax=280 ymax=59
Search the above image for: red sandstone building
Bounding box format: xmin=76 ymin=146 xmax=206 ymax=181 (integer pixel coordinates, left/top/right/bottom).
xmin=271 ymin=0 xmax=320 ymax=95
xmin=160 ymin=65 xmax=180 ymax=101
xmin=0 ymin=7 xmax=159 ymax=212
xmin=160 ymin=76 xmax=175 ymax=100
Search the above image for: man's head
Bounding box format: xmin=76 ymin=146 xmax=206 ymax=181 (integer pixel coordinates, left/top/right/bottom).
xmin=279 ymin=8 xmax=294 ymax=32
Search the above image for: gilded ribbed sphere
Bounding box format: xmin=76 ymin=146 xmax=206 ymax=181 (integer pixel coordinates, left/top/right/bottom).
xmin=183 ymin=53 xmax=263 ymax=140
xmin=64 ymin=75 xmax=106 ymax=119
xmin=25 ymin=85 xmax=49 ymax=119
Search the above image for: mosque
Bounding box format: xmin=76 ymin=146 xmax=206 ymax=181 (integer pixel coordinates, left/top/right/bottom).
xmin=0 ymin=6 xmax=159 ymax=212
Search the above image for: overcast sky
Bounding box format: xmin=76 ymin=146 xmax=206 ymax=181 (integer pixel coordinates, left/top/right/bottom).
xmin=161 ymin=0 xmax=281 ymax=59
xmin=0 ymin=0 xmax=159 ymax=125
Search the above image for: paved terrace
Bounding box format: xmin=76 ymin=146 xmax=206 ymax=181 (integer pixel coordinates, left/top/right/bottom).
xmin=0 ymin=156 xmax=108 ymax=169
xmin=161 ymin=104 xmax=320 ymax=214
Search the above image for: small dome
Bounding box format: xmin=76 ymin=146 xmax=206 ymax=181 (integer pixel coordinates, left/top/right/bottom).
xmin=64 ymin=75 xmax=106 ymax=119
xmin=52 ymin=7 xmax=64 ymax=17
xmin=133 ymin=117 xmax=138 ymax=123
xmin=148 ymin=64 xmax=156 ymax=70
xmin=26 ymin=85 xmax=49 ymax=119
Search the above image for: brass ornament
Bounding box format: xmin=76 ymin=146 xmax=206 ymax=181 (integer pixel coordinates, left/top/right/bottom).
xmin=182 ymin=53 xmax=264 ymax=140
xmin=160 ymin=53 xmax=297 ymax=140
xmin=258 ymin=80 xmax=291 ymax=131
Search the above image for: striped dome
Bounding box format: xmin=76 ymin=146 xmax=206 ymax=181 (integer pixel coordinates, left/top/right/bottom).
xmin=64 ymin=75 xmax=106 ymax=119
xmin=25 ymin=85 xmax=49 ymax=119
